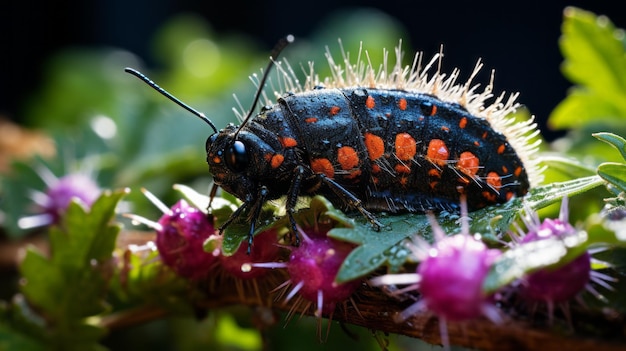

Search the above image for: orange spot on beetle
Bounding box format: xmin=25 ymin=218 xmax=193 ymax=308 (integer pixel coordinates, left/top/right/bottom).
xmin=459 ymin=117 xmax=468 ymax=129
xmin=430 ymin=105 xmax=438 ymax=116
xmin=366 ymin=95 xmax=376 ymax=109
xmin=311 ymin=158 xmax=334 ymax=178
xmin=427 ymin=139 xmax=449 ymax=166
xmin=458 ymin=151 xmax=480 ymax=177
xmin=428 ymin=168 xmax=441 ymax=178
xmin=486 ymin=171 xmax=502 ymax=190
xmin=364 ymin=133 xmax=385 ymax=160
xmin=395 ymin=133 xmax=417 ymax=161
xmin=212 ymin=156 xmax=221 ymax=164
xmin=398 ymin=98 xmax=407 ymax=110
xmin=514 ymin=166 xmax=523 ymax=177
xmin=329 ymin=106 xmax=341 ymax=115
xmin=305 ymin=117 xmax=318 ymax=124
xmin=399 ymin=176 xmax=409 ymax=187
xmin=271 ymin=154 xmax=284 ymax=169
xmin=371 ymin=163 xmax=381 ymax=174
xmin=497 ymin=144 xmax=506 ymax=154
xmin=279 ymin=137 xmax=298 ymax=148
xmin=395 ymin=163 xmax=411 ymax=174
xmin=346 ymin=169 xmax=362 ymax=179
xmin=440 ymin=126 xmax=450 ymax=132
xmin=337 ymin=146 xmax=359 ymax=170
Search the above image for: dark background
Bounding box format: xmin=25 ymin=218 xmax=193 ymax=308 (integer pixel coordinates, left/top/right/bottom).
xmin=1 ymin=1 xmax=624 ymax=140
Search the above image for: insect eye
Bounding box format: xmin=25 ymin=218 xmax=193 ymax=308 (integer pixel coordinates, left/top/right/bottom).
xmin=224 ymin=140 xmax=249 ymax=172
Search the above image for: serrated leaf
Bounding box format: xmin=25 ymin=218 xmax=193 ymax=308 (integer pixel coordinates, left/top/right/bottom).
xmin=550 ymin=7 xmax=626 ymax=130
xmin=19 ymin=248 xmax=67 ymax=317
xmin=594 ymin=132 xmax=626 ymax=161
xmin=559 ymin=7 xmax=626 ymax=105
xmin=49 ymin=188 xmax=128 ymax=268
xmin=333 ymin=176 xmax=606 ymax=282
xmin=597 ymin=163 xmax=626 ymax=193
xmin=333 ymin=201 xmax=526 ymax=283
xmin=18 ymin=188 xmax=128 ymax=347
xmin=331 ymin=214 xmax=427 ymax=282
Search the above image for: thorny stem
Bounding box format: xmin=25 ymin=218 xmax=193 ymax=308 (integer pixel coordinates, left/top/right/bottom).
xmin=2 ymin=233 xmax=624 ymax=351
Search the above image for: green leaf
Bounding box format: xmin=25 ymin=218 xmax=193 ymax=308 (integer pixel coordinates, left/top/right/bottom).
xmin=331 ymin=214 xmax=426 ymax=283
xmin=549 ymin=89 xmax=625 ymax=130
xmin=19 ymin=249 xmax=67 ymax=317
xmin=484 ymin=229 xmax=588 ymax=293
xmin=559 ymin=7 xmax=626 ymax=105
xmin=549 ymin=7 xmax=626 ymax=130
xmin=332 ymin=201 xmax=526 ymax=283
xmin=0 ymin=323 xmax=47 ymax=351
xmin=538 ymin=154 xmax=598 ymax=179
xmin=525 ymin=175 xmax=605 ymax=210
xmin=333 ymin=175 xmax=605 ymax=283
xmin=597 ymin=163 xmax=626 ymax=193
xmin=594 ymin=132 xmax=626 ymax=161
xmin=484 ymin=213 xmax=626 ymax=294
xmin=220 ymin=206 xmax=278 ymax=256
xmin=214 ymin=313 xmax=262 ymax=350
xmin=220 ymin=195 xmax=352 ymax=256
xmin=18 ymin=188 xmax=128 ymax=348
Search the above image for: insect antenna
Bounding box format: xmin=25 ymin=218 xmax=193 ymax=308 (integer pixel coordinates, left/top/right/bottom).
xmin=124 ymin=67 xmax=218 ymax=134
xmin=233 ymin=34 xmax=295 ymax=139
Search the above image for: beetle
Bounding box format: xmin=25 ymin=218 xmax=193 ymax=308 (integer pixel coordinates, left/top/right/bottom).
xmin=126 ymin=35 xmax=541 ymax=253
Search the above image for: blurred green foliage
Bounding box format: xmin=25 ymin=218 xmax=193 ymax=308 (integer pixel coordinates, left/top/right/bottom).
xmin=548 ymin=7 xmax=626 ymax=165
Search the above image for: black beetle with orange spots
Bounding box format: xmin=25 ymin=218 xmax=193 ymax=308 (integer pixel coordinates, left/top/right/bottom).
xmin=126 ymin=36 xmax=543 ymax=253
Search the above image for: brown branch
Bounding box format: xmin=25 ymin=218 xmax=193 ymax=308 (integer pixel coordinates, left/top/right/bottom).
xmin=111 ymin=231 xmax=626 ymax=350
xmin=185 ymin=268 xmax=625 ymax=351
xmin=4 ymin=231 xmax=625 ymax=350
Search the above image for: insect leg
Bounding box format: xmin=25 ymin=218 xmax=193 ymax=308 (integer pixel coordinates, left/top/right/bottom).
xmin=246 ymin=186 xmax=269 ymax=254
xmin=218 ymin=197 xmax=250 ymax=233
xmin=285 ymin=166 xmax=306 ymax=246
xmin=206 ymin=183 xmax=219 ymax=217
xmin=318 ymin=174 xmax=384 ymax=230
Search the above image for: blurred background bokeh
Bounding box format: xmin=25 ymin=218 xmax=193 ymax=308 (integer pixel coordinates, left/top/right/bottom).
xmin=2 ymin=0 xmax=625 ymax=137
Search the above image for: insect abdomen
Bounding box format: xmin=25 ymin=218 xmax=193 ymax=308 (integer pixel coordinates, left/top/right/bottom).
xmin=279 ymin=88 xmax=530 ymax=213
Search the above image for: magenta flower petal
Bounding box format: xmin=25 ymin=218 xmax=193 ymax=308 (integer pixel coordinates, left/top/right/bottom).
xmin=156 ymin=199 xmax=218 ymax=280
